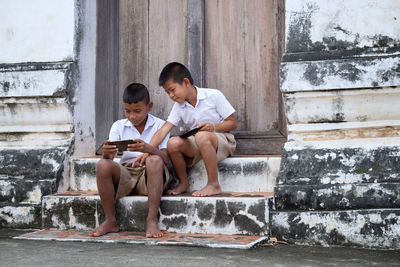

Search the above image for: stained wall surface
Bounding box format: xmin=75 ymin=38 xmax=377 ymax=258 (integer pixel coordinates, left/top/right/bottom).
xmin=0 ymin=0 xmax=96 ymax=228
xmin=274 ymin=0 xmax=400 ymax=249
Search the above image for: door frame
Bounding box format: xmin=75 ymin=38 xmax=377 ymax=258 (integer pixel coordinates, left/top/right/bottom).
xmin=95 ymin=0 xmax=120 ymax=151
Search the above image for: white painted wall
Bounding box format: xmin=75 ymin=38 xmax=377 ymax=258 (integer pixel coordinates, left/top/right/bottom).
xmin=286 ymin=0 xmax=400 ymax=51
xmin=0 ymin=69 xmax=67 ymax=97
xmin=0 ymin=0 xmax=97 ymax=156
xmin=72 ymin=0 xmax=97 ymax=156
xmin=0 ymin=0 xmax=75 ymax=63
xmin=283 ymin=0 xmax=400 ymax=149
xmin=0 ymin=0 xmax=98 ymax=197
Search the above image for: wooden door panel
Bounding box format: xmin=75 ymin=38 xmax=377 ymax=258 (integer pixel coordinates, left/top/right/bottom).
xmin=119 ymin=0 xmax=149 ymax=119
xmin=205 ymin=0 xmax=280 ymax=133
xmin=204 ymin=0 xmax=286 ymax=154
xmin=204 ymin=0 xmax=247 ymax=131
xmin=119 ymin=0 xmax=187 ymax=121
xmin=244 ymin=0 xmax=280 ymax=132
xmin=148 ymin=0 xmax=188 ymax=121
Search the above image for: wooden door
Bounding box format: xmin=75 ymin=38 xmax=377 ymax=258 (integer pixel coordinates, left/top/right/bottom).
xmin=96 ymin=0 xmax=286 ymax=154
xmin=119 ymin=0 xmax=188 ymax=122
xmin=204 ymin=0 xmax=286 ymax=154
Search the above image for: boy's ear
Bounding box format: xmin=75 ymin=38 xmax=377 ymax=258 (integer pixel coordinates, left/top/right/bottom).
xmin=183 ymin=77 xmax=191 ymax=87
xmin=148 ymin=101 xmax=153 ymax=112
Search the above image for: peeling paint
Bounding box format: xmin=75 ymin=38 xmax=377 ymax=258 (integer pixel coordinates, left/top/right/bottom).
xmin=0 ymin=205 xmax=41 ymax=228
xmin=285 ymin=0 xmax=400 ymax=53
xmin=277 ymin=147 xmax=400 ymax=186
xmin=0 ymin=68 xmax=68 ymax=97
xmin=24 ymin=185 xmax=42 ymax=204
xmin=281 ymin=57 xmax=400 ymax=93
xmin=271 ymin=209 xmax=400 ymax=249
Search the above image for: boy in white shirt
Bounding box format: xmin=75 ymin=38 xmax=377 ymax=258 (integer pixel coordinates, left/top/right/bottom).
xmin=135 ymin=62 xmax=237 ymax=197
xmin=90 ymin=83 xmax=170 ymax=238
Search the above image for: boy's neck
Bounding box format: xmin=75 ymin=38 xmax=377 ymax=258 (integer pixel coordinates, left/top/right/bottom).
xmin=186 ymin=84 xmax=198 ymax=107
xmin=134 ymin=114 xmax=148 ymax=134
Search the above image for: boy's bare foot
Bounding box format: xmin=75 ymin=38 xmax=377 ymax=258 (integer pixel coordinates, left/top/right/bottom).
xmin=89 ymin=219 xmax=119 ymax=237
xmin=167 ymin=182 xmax=190 ymax=195
xmin=192 ymin=183 xmax=221 ymax=197
xmin=146 ymin=219 xmax=164 ymax=238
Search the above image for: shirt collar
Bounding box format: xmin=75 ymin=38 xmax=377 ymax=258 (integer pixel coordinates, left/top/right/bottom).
xmin=181 ymin=87 xmax=205 ymax=107
xmin=123 ymin=114 xmax=155 ymax=131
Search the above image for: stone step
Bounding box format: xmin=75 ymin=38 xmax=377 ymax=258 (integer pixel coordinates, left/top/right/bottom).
xmin=274 ymin=182 xmax=400 ymax=210
xmin=270 ymin=208 xmax=400 ymax=249
xmin=0 ymin=203 xmax=41 ymax=229
xmin=70 ymin=156 xmax=281 ymax=193
xmin=42 ymin=191 xmax=273 ymax=236
xmin=278 ymin=147 xmax=400 ymax=186
xmin=0 ymin=177 xmax=55 ymax=204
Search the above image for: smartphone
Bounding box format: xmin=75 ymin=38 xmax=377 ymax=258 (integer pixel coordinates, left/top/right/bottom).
xmin=179 ymin=128 xmax=200 ymax=138
xmin=108 ymin=139 xmax=137 ymax=152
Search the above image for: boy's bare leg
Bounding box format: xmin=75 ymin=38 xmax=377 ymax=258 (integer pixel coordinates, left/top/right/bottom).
xmin=90 ymin=159 xmax=120 ymax=237
xmin=145 ymin=155 xmax=165 ymax=238
xmin=166 ymin=137 xmax=195 ymax=195
xmin=192 ymin=132 xmax=221 ymax=197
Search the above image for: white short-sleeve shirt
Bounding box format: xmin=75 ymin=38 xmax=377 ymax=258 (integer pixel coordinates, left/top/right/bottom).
xmin=109 ymin=114 xmax=169 ymax=164
xmin=167 ymin=87 xmax=235 ymax=129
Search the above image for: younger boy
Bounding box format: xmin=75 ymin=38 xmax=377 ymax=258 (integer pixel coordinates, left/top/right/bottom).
xmin=90 ymin=83 xmax=170 ymax=238
xmin=134 ymin=62 xmax=237 ymax=197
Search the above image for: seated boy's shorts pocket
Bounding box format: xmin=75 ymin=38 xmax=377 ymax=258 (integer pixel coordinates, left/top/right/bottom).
xmin=115 ymin=162 xmax=171 ymax=200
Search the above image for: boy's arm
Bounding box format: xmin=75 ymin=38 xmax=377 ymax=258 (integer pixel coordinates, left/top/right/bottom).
xmin=198 ymin=114 xmax=238 ymax=132
xmin=149 ymin=121 xmax=175 ymax=147
xmin=128 ymin=140 xmax=169 ymax=164
xmin=130 ymin=121 xmax=175 ymax=166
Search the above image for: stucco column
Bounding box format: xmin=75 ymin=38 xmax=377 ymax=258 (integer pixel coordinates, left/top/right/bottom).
xmin=272 ymin=0 xmax=400 ymax=249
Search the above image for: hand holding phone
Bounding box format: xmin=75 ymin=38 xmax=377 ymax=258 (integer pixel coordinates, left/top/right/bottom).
xmin=108 ymin=139 xmax=137 ymax=152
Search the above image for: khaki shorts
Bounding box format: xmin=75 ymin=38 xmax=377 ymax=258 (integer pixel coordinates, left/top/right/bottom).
xmin=186 ymin=132 xmax=236 ymax=167
xmin=115 ymin=162 xmax=171 ymax=200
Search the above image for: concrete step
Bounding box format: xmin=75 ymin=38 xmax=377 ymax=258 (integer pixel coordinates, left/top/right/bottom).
xmin=42 ymin=191 xmax=273 ymax=236
xmin=270 ymin=208 xmax=400 ymax=249
xmin=0 ymin=177 xmax=55 ymax=204
xmin=0 ymin=203 xmax=41 ymax=229
xmin=70 ymin=156 xmax=281 ymax=193
xmin=278 ymin=147 xmax=400 ymax=186
xmin=274 ymin=182 xmax=400 ymax=210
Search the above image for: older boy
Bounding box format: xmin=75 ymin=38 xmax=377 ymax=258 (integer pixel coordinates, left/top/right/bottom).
xmin=135 ymin=62 xmax=237 ymax=197
xmin=90 ymin=83 xmax=170 ymax=238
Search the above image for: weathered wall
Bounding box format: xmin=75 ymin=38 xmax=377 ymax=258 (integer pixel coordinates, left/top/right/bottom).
xmin=273 ymin=0 xmax=400 ymax=249
xmin=0 ymin=0 xmax=96 ymax=228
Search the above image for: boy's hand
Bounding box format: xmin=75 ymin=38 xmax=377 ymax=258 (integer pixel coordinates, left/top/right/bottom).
xmin=132 ymin=153 xmax=149 ymax=167
xmin=127 ymin=139 xmax=153 ymax=154
xmin=102 ymin=140 xmax=117 ymax=159
xmin=197 ymin=122 xmax=215 ymax=132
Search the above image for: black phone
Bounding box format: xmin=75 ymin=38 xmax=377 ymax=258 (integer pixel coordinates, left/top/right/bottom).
xmin=180 ymin=128 xmax=200 ymax=138
xmin=108 ymin=139 xmax=137 ymax=152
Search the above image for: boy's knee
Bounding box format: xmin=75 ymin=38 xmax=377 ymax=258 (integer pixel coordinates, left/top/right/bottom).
xmin=145 ymin=155 xmax=164 ymax=169
xmin=96 ymin=158 xmax=113 ymax=172
xmin=167 ymin=136 xmax=182 ymax=152
xmin=194 ymin=131 xmax=213 ymax=146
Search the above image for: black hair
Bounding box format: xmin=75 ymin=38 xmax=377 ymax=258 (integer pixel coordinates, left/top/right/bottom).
xmin=122 ymin=83 xmax=150 ymax=104
xmin=158 ymin=62 xmax=194 ymax=86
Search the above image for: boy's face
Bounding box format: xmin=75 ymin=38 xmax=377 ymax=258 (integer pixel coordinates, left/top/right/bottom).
xmin=163 ymin=78 xmax=190 ymax=104
xmin=123 ymin=100 xmax=152 ymax=127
